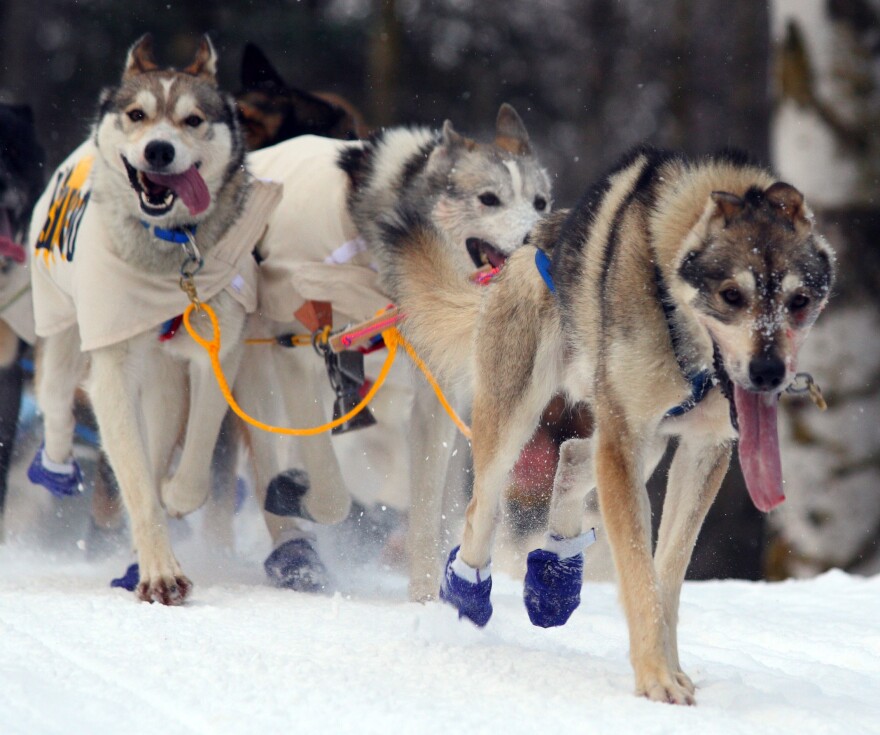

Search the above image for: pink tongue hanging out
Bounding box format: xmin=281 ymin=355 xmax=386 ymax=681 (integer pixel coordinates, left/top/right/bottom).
xmin=0 ymin=209 xmax=26 ymax=263
xmin=145 ymin=166 xmax=210 ymax=216
xmin=734 ymin=385 xmax=785 ymax=512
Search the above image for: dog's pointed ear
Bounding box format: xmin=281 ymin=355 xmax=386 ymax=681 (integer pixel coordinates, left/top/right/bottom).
xmin=710 ymin=191 xmax=745 ymax=225
xmin=494 ymin=103 xmax=531 ymax=155
xmin=123 ymin=34 xmax=159 ymax=79
xmin=184 ymin=35 xmax=219 ymax=84
xmin=241 ymin=42 xmax=286 ymax=91
xmin=765 ymin=182 xmax=807 ymax=223
xmin=440 ymin=119 xmax=475 ymax=151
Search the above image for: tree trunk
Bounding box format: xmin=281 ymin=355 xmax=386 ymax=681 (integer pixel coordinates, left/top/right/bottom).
xmin=367 ymin=0 xmax=400 ymax=128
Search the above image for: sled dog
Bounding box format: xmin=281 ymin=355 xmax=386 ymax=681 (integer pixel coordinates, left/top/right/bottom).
xmin=380 ymin=146 xmax=835 ymax=702
xmin=236 ymin=42 xmax=368 ymax=150
xmin=29 ymin=35 xmax=280 ymax=603
xmin=0 ymin=103 xmax=44 ymax=532
xmin=241 ymin=104 xmax=552 ymax=600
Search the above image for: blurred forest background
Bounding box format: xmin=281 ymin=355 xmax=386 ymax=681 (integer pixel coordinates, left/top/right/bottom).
xmin=1 ymin=0 xmax=877 ymax=581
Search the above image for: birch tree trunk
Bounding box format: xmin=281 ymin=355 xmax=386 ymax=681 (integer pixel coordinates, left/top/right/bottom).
xmin=769 ymin=0 xmax=880 ymax=577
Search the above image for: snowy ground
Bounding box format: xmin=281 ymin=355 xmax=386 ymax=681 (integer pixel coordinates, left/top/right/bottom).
xmin=1 ymin=489 xmax=879 ymax=735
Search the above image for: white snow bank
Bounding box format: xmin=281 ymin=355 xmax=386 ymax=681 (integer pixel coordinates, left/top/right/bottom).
xmin=1 ymin=539 xmax=878 ymax=735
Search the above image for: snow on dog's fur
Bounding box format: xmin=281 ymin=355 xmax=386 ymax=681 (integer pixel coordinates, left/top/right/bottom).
xmin=380 ymin=146 xmax=834 ymax=702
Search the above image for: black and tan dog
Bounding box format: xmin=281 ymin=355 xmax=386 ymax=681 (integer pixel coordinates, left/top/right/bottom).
xmin=377 ymin=146 xmax=834 ymax=704
xmin=236 ymin=42 xmax=367 ymax=150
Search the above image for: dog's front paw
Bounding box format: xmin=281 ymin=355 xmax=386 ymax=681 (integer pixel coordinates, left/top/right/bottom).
xmin=523 ymin=549 xmax=583 ymax=627
xmin=264 ymin=538 xmax=330 ymax=593
xmin=523 ymin=530 xmax=595 ymax=628
xmin=132 ymin=554 xmax=192 ymax=605
xmin=161 ymin=475 xmax=209 ymax=518
xmin=27 ymin=444 xmax=84 ymax=498
xmin=439 ymin=546 xmax=492 ymax=626
xmin=674 ymin=670 xmax=696 ymax=696
xmin=137 ymin=574 xmax=193 ymax=606
xmin=636 ymin=666 xmax=696 ymax=705
xmin=408 ymin=576 xmax=438 ymax=603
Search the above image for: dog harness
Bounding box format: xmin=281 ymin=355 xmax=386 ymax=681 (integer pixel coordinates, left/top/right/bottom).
xmin=652 ymin=265 xmax=716 ymax=418
xmin=534 ymin=248 xmax=556 ymax=293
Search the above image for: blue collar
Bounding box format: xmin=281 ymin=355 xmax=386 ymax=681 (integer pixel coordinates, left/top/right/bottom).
xmin=141 ymin=221 xmax=197 ymax=244
xmin=535 ymin=248 xmax=556 ymax=293
xmin=654 ymin=265 xmax=717 ymax=418
xmin=664 ymin=369 xmax=715 ymax=418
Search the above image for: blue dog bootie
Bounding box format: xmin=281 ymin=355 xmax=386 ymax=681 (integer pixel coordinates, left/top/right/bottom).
xmin=439 ymin=545 xmax=493 ymax=627
xmin=110 ymin=563 xmax=140 ymax=591
xmin=524 ymin=528 xmax=597 ymax=628
xmin=264 ymin=537 xmax=330 ymax=593
xmin=27 ymin=443 xmax=84 ymax=498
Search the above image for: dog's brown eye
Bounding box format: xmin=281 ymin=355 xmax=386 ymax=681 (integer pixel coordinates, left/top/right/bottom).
xmin=534 ymin=196 xmax=547 ymax=212
xmin=789 ymin=293 xmax=810 ymax=311
xmin=479 ymin=193 xmax=501 ymax=207
xmin=721 ymin=287 xmax=744 ymax=306
xmin=127 ymin=109 xmax=145 ymax=123
xmin=185 ymin=115 xmax=204 ymax=128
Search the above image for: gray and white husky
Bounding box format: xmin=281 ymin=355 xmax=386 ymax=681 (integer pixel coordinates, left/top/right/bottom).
xmin=240 ymin=105 xmax=552 ymax=600
xmin=29 ymin=35 xmax=263 ymax=604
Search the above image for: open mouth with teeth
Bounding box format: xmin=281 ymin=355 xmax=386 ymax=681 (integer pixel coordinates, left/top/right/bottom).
xmin=466 ymin=238 xmax=508 ymax=269
xmin=122 ymin=157 xmax=211 ymax=217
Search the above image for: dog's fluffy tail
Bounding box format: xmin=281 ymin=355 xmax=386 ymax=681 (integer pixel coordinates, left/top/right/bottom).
xmin=378 ymin=209 xmax=482 ymax=387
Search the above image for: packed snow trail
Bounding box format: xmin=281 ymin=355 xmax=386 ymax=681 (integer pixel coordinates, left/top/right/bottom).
xmin=1 ymin=535 xmax=878 ymax=735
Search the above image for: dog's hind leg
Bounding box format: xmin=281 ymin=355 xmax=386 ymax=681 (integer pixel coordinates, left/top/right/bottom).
xmin=89 ymin=344 xmax=190 ymax=604
xmin=202 ymin=411 xmax=241 ymax=550
xmin=594 ymin=403 xmax=694 ymax=705
xmin=654 ymin=436 xmax=731 ymax=695
xmin=440 ymin=380 xmax=549 ymax=626
xmin=235 ymin=349 xmax=315 ymax=543
xmin=161 ymin=345 xmax=243 ymax=518
xmin=0 ymin=330 xmax=23 ymax=536
xmin=276 ymin=351 xmax=351 ymax=525
xmin=35 ymin=326 xmax=87 ymax=466
xmin=547 ymin=437 xmax=595 ymax=539
xmin=406 ymin=379 xmax=460 ymax=602
xmin=521 ymin=435 xmax=598 ymax=628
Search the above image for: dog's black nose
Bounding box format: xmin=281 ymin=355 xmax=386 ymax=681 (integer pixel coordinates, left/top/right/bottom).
xmin=749 ymin=355 xmax=785 ymax=390
xmin=144 ymin=140 xmax=175 ymax=169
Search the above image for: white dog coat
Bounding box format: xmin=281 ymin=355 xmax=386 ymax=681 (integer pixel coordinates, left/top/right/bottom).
xmin=29 ymin=141 xmax=281 ymax=351
xmin=0 ymin=258 xmax=35 ymax=344
xmin=248 ymin=135 xmax=389 ymax=325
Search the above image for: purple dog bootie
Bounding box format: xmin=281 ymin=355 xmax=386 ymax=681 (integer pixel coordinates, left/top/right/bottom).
xmin=524 ymin=528 xmax=597 ymax=628
xmin=439 ymin=545 xmax=493 ymax=627
xmin=27 ymin=443 xmax=84 ymax=498
xmin=110 ymin=563 xmax=140 ymax=591
xmin=264 ymin=536 xmax=330 ymax=593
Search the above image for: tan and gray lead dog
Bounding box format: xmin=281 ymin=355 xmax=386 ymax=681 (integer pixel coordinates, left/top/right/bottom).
xmin=380 ymin=147 xmax=834 ymax=703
